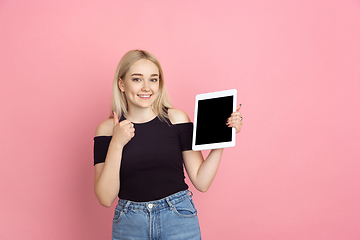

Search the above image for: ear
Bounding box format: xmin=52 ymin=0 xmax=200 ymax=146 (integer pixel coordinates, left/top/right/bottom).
xmin=118 ymin=78 xmax=125 ymax=92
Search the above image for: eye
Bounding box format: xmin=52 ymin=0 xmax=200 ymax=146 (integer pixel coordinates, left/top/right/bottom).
xmin=132 ymin=78 xmax=141 ymax=82
xmin=150 ymin=78 xmax=158 ymax=82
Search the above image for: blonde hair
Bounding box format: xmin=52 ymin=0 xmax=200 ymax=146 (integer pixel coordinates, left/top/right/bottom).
xmin=110 ymin=50 xmax=173 ymax=122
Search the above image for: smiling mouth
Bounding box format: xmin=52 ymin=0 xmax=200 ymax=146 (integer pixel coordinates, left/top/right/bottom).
xmin=137 ymin=94 xmax=152 ymax=99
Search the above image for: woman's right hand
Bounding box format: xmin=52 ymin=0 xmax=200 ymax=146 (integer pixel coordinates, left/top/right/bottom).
xmin=112 ymin=112 xmax=135 ymax=147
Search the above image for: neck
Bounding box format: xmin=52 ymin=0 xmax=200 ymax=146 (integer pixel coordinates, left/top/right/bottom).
xmin=126 ymin=107 xmax=157 ymax=123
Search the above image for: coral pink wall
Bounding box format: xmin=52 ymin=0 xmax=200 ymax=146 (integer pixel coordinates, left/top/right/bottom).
xmin=1 ymin=0 xmax=360 ymax=239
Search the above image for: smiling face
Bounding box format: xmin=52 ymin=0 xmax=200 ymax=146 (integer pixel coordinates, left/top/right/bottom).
xmin=118 ymin=59 xmax=160 ymax=112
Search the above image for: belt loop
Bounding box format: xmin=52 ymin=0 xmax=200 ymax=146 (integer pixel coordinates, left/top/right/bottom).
xmin=123 ymin=201 xmax=131 ymax=213
xmin=187 ymin=189 xmax=193 ymax=198
xmin=165 ymin=197 xmax=174 ymax=210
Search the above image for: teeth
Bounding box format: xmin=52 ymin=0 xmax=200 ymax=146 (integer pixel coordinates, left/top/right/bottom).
xmin=138 ymin=95 xmax=151 ymax=98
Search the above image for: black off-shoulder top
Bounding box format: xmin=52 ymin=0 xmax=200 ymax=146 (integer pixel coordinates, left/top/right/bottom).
xmin=93 ymin=115 xmax=193 ymax=202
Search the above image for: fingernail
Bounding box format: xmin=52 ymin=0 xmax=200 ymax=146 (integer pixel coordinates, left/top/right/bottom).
xmin=239 ymin=104 xmax=242 ymax=107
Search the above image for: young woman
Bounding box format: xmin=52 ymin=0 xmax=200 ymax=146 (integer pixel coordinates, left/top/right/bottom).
xmin=93 ymin=50 xmax=243 ymax=240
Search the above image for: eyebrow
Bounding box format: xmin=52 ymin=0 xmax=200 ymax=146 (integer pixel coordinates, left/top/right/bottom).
xmin=131 ymin=73 xmax=159 ymax=77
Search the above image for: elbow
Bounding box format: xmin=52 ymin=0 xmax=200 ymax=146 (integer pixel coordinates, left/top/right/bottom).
xmin=95 ymin=190 xmax=115 ymax=208
xmin=192 ymin=180 xmax=211 ymax=193
xmin=196 ymin=185 xmax=210 ymax=193
xmin=99 ymin=200 xmax=112 ymax=208
xmin=96 ymin=195 xmax=114 ymax=208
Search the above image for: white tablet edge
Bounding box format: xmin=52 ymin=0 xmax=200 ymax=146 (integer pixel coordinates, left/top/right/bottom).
xmin=192 ymin=89 xmax=237 ymax=151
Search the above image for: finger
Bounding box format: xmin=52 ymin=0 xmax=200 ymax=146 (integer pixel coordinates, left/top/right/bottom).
xmin=227 ymin=116 xmax=243 ymax=126
xmin=229 ymin=112 xmax=241 ymax=121
xmin=227 ymin=122 xmax=239 ymax=129
xmin=228 ymin=114 xmax=241 ymax=123
xmin=119 ymin=119 xmax=131 ymax=127
xmin=113 ymin=111 xmax=119 ymax=125
xmin=233 ymin=114 xmax=242 ymax=122
xmin=229 ymin=119 xmax=238 ymax=124
xmin=229 ymin=120 xmax=241 ymax=129
xmin=234 ymin=115 xmax=242 ymax=121
xmin=230 ymin=112 xmax=241 ymax=118
xmin=236 ymin=104 xmax=241 ymax=112
xmin=227 ymin=118 xmax=237 ymax=126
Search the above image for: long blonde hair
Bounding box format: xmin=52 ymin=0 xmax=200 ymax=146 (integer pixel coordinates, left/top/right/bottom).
xmin=110 ymin=50 xmax=173 ymax=122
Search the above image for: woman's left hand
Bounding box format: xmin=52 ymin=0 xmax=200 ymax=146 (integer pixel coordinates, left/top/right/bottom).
xmin=226 ymin=104 xmax=243 ymax=133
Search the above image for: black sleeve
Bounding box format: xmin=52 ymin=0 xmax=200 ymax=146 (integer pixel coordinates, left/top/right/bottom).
xmin=93 ymin=136 xmax=112 ymax=165
xmin=175 ymin=122 xmax=193 ymax=151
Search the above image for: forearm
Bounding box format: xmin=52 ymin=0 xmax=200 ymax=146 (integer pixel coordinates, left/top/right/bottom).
xmin=194 ymin=148 xmax=224 ymax=192
xmin=94 ymin=141 xmax=123 ymax=207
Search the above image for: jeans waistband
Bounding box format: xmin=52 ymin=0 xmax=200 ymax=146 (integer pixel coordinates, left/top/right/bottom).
xmin=117 ymin=190 xmax=193 ymax=211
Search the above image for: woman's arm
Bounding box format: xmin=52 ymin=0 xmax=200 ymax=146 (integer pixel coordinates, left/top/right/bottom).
xmin=169 ymin=105 xmax=243 ymax=192
xmin=182 ymin=148 xmax=224 ymax=192
xmin=94 ymin=113 xmax=135 ymax=207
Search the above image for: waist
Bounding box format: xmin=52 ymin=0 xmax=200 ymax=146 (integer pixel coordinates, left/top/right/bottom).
xmin=117 ymin=190 xmax=193 ymax=211
xmin=119 ymin=180 xmax=188 ymax=202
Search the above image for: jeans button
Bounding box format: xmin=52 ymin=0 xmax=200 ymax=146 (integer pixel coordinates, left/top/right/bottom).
xmin=148 ymin=203 xmax=153 ymax=209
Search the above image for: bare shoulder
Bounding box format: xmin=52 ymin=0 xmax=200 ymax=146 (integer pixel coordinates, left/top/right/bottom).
xmin=168 ymin=108 xmax=191 ymax=124
xmin=95 ymin=118 xmax=114 ymax=137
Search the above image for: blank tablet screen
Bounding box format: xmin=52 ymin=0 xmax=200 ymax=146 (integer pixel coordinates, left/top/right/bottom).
xmin=195 ymin=96 xmax=233 ymax=145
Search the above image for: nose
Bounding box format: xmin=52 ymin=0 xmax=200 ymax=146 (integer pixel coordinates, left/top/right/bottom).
xmin=142 ymin=80 xmax=150 ymax=91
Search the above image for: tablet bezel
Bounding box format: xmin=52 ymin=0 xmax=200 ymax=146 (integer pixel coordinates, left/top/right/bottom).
xmin=192 ymin=89 xmax=237 ymax=151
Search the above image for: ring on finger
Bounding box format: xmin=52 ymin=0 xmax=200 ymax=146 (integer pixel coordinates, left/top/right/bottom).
xmin=239 ymin=117 xmax=243 ymax=121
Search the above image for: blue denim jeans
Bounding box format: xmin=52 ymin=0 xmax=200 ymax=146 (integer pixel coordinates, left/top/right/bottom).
xmin=112 ymin=190 xmax=201 ymax=240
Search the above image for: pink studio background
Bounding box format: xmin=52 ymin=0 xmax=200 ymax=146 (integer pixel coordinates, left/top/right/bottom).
xmin=1 ymin=0 xmax=359 ymax=239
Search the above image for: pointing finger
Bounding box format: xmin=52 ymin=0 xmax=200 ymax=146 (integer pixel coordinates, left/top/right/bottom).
xmin=236 ymin=104 xmax=241 ymax=112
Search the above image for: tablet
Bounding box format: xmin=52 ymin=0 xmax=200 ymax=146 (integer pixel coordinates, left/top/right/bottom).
xmin=192 ymin=89 xmax=237 ymax=151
